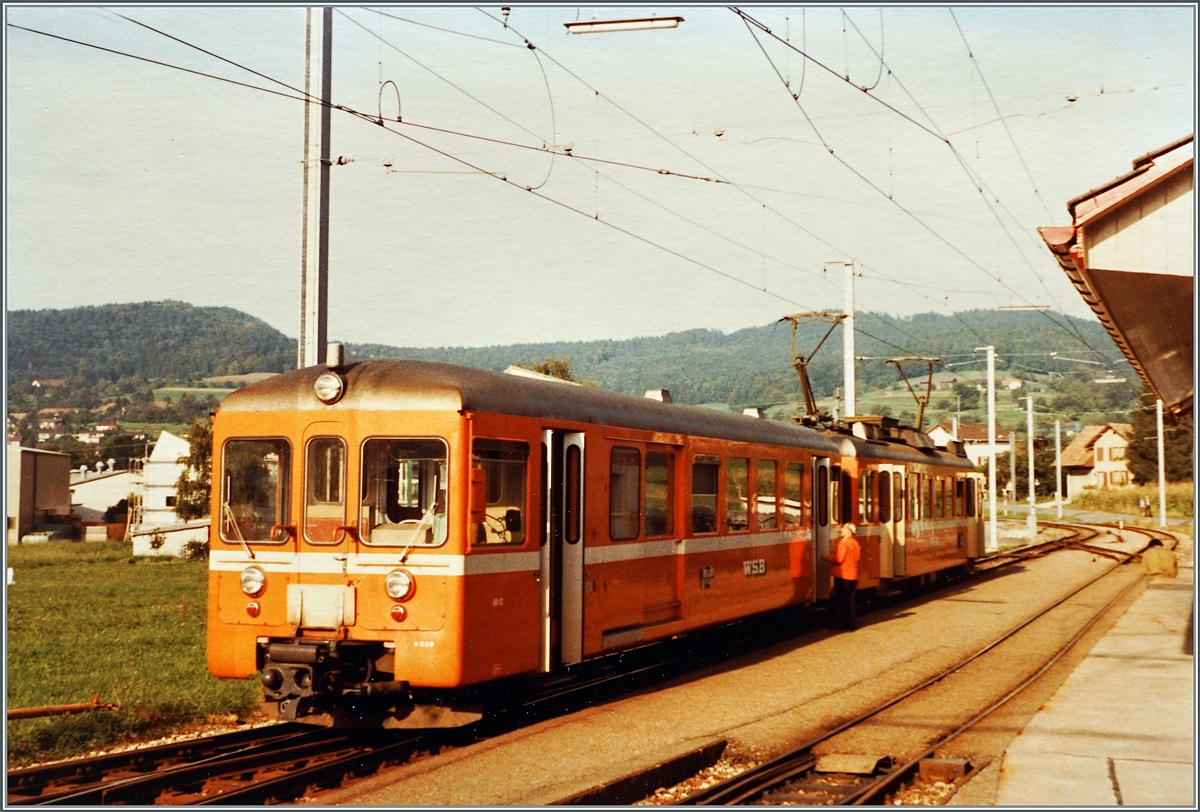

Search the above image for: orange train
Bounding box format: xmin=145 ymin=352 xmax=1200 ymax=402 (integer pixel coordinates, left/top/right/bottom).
xmin=207 ymin=356 xmax=985 ymax=727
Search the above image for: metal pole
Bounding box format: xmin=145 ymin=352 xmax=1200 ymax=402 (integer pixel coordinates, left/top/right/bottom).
xmin=1055 ymin=419 xmax=1062 ymax=519
xmin=1026 ymin=396 xmax=1036 ymax=537
xmin=1157 ymin=399 xmax=1167 ymax=527
xmin=840 ymin=261 xmax=856 ymax=418
xmin=1009 ymin=429 xmax=1016 ymax=518
xmin=975 ymin=346 xmax=997 ymax=552
xmin=299 ymin=7 xmax=332 ymax=369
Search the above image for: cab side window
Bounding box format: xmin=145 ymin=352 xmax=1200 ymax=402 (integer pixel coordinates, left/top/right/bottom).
xmin=472 ymin=439 xmax=528 ymax=545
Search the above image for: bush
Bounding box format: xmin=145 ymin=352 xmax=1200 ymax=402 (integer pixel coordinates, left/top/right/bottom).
xmin=1070 ymin=482 xmax=1193 ymax=520
xmin=181 ymin=539 xmax=210 ymax=560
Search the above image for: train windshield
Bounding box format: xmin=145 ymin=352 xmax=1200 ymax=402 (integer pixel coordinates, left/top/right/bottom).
xmin=360 ymin=438 xmax=448 ymax=547
xmin=221 ymin=439 xmax=291 ymax=543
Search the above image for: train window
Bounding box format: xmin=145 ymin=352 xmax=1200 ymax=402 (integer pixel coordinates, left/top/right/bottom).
xmin=859 ymin=471 xmax=875 ymax=523
xmin=908 ymin=473 xmax=920 ymax=521
xmin=966 ymin=479 xmax=977 ymax=517
xmin=610 ymin=447 xmax=640 ymax=540
xmin=471 ymin=439 xmax=528 ymax=545
xmin=817 ymin=466 xmax=829 ymax=527
xmin=756 ymin=460 xmax=777 ymax=530
xmin=726 ymin=458 xmax=749 ymax=532
xmin=691 ymin=456 xmax=720 ymax=534
xmin=893 ymin=472 xmax=904 ymax=522
xmin=360 ymin=438 xmax=448 ymax=547
xmin=566 ymin=444 xmax=582 ymax=544
xmin=645 ymin=452 xmax=674 ymax=538
xmin=878 ymin=473 xmax=891 ymax=524
xmin=783 ymin=463 xmax=803 ymax=530
xmin=934 ymin=477 xmax=945 ymax=520
xmin=840 ymin=469 xmax=854 ymax=526
xmin=955 ymin=478 xmax=965 ymax=517
xmin=830 ymin=466 xmax=841 ymax=524
xmin=221 ymin=439 xmax=291 ymax=543
xmin=924 ymin=477 xmax=934 ymax=521
xmin=305 ymin=438 xmax=346 ymax=544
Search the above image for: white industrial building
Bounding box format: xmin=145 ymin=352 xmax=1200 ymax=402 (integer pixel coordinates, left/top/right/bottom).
xmin=128 ymin=430 xmax=209 ymax=556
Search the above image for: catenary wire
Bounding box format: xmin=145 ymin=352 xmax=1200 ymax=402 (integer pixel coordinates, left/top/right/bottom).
xmin=733 ymin=9 xmax=1112 ymax=360
xmin=13 ymin=16 xmax=1042 ymax=362
xmin=469 ymin=7 xmax=981 ymax=351
xmin=735 ymin=7 xmax=1110 ymax=361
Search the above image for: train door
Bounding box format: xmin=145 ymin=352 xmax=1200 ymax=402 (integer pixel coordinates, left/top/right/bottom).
xmin=293 ymin=422 xmax=356 ymax=630
xmin=813 ymin=457 xmax=832 ymax=600
xmin=877 ymin=464 xmax=906 ymax=578
xmin=539 ymin=430 xmax=585 ymax=671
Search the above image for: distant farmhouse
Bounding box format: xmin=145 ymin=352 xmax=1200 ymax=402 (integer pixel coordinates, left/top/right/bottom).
xmin=927 ymin=422 xmax=1013 ymax=468
xmin=1061 ymin=424 xmax=1136 ymax=496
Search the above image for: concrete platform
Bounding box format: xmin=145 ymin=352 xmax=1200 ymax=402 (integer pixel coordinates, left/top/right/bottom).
xmin=992 ymin=561 xmax=1194 ymax=806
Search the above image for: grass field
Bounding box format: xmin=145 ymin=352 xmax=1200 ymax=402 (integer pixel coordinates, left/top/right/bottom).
xmin=6 ymin=541 xmax=261 ymax=766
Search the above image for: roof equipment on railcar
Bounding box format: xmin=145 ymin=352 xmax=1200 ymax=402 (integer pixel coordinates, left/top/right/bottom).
xmin=887 ymin=356 xmax=940 ymax=432
xmin=778 ymin=312 xmax=846 ymax=427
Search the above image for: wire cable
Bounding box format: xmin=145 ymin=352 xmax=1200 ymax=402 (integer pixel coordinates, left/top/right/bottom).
xmin=733 ymin=9 xmax=1111 ymax=360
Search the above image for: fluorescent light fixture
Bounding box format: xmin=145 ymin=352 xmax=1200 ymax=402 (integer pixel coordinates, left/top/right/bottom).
xmin=565 ymin=15 xmax=684 ymax=34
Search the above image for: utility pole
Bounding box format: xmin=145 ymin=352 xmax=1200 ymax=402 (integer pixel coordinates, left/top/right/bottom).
xmin=1009 ymin=429 xmax=1016 ymax=518
xmin=1157 ymin=399 xmax=1167 ymax=527
xmin=827 ymin=261 xmax=856 ymax=418
xmin=1055 ymin=419 xmax=1062 ymax=519
xmin=299 ymin=7 xmax=333 ymax=369
xmin=975 ymin=346 xmax=997 ymax=552
xmin=1026 ymin=396 xmax=1036 ymax=538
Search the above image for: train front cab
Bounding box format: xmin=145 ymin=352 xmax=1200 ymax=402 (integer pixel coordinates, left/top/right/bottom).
xmin=208 ymin=400 xmax=512 ymax=729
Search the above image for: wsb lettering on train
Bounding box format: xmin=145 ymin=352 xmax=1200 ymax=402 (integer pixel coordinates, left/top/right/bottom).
xmin=743 ymin=558 xmax=767 ymax=577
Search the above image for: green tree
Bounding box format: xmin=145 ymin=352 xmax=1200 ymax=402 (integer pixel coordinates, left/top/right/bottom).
xmin=1127 ymin=392 xmax=1193 ymax=484
xmin=174 ymin=418 xmax=212 ymax=521
xmin=996 ymin=438 xmax=1060 ymax=499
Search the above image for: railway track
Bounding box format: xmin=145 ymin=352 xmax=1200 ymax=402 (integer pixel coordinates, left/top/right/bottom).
xmin=671 ymin=521 xmax=1168 ymax=806
xmin=7 ymin=522 xmax=1174 ymax=806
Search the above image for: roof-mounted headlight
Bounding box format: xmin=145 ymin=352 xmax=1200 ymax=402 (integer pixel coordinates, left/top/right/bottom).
xmin=314 ymin=371 xmax=344 ymax=404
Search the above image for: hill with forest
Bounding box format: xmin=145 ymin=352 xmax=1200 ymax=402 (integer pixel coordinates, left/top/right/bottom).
xmin=349 ymin=309 xmax=1134 ymax=409
xmin=7 ymin=301 xmax=1136 ymax=415
xmin=6 ymin=301 xmax=295 ymax=384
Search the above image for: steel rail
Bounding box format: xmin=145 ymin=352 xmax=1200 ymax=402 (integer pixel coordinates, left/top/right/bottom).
xmin=5 ymin=723 xmax=310 ymax=805
xmin=677 ymin=522 xmax=1149 ymax=805
xmin=845 ymin=561 xmax=1149 ymax=805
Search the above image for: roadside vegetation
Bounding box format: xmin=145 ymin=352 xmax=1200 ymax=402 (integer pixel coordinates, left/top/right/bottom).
xmin=6 ymin=541 xmax=261 ymax=766
xmin=1068 ymin=482 xmax=1194 ymax=521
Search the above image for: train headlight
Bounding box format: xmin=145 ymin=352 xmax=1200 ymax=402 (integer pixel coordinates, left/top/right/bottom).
xmin=385 ymin=569 xmax=415 ymax=601
xmin=313 ymin=372 xmax=344 ymax=404
xmin=240 ymin=566 xmax=266 ymax=597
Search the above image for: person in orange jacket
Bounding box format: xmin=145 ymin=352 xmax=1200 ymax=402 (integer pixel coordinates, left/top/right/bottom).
xmin=823 ymin=522 xmax=861 ymax=630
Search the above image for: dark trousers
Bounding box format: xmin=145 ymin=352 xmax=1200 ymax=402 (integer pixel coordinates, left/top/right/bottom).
xmin=832 ymin=577 xmax=858 ymax=631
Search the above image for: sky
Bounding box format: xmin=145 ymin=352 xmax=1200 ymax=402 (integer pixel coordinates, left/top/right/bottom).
xmin=5 ymin=5 xmax=1196 ymax=355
